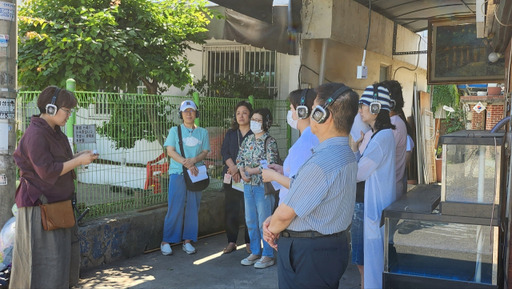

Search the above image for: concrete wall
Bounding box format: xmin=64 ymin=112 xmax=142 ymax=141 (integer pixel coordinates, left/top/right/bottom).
xmin=78 ymin=189 xmax=226 ymax=271
xmin=301 ymin=0 xmax=429 ymax=117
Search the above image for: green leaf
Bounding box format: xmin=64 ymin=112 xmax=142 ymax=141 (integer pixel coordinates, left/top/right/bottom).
xmin=18 ymin=0 xmax=213 ymax=146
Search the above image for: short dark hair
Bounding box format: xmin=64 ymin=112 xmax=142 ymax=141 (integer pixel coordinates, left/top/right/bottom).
xmin=315 ymin=83 xmax=359 ymax=134
xmin=288 ymin=89 xmax=316 ymax=117
xmin=37 ymin=86 xmax=77 ymax=114
xmin=252 ymin=107 xmax=272 ymax=132
xmin=231 ymin=100 xmax=253 ymax=130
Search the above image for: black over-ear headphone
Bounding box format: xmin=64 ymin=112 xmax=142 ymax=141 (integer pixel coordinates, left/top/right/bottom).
xmin=369 ymin=84 xmax=381 ymax=115
xmin=311 ymin=85 xmax=353 ymax=124
xmin=296 ymin=89 xmax=309 ymax=119
xmin=46 ymin=87 xmax=61 ymax=116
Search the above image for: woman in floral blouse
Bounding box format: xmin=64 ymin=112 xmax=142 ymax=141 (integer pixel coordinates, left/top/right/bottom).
xmin=237 ymin=107 xmax=280 ymax=269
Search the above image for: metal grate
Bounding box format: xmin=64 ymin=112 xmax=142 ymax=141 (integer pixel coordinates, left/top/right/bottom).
xmin=203 ymin=45 xmax=278 ymax=98
xmin=16 ymin=91 xmax=289 ymax=219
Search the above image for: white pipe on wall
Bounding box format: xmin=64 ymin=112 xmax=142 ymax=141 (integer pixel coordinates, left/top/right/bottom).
xmin=318 ymin=39 xmax=328 ymax=85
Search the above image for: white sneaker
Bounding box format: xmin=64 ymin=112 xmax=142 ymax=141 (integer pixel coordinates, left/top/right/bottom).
xmin=161 ymin=243 xmax=172 ymax=256
xmin=241 ymin=254 xmax=261 ymax=266
xmin=182 ymin=242 xmax=196 ymax=254
xmin=254 ymin=256 xmax=275 ymax=269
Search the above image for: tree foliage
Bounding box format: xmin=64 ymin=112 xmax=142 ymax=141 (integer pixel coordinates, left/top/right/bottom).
xmin=187 ymin=71 xmax=277 ymax=99
xmin=18 ymin=0 xmax=214 ymax=93
xmin=430 ymin=84 xmax=459 ymax=114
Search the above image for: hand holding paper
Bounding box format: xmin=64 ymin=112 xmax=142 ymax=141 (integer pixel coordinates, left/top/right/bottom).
xmin=187 ymin=165 xmax=208 ymax=183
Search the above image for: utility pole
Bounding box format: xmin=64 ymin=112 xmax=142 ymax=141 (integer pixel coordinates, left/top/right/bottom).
xmin=0 ymin=0 xmax=16 ymax=228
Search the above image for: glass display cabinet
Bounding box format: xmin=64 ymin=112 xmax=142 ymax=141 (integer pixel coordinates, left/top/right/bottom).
xmin=383 ymin=131 xmax=506 ymax=288
xmin=439 ymin=130 xmax=505 ymax=218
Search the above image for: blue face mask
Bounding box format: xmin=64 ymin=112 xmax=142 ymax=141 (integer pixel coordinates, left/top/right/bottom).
xmin=287 ymin=110 xmax=298 ymax=130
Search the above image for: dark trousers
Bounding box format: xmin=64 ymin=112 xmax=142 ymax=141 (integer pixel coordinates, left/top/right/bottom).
xmin=224 ymin=185 xmax=250 ymax=244
xmin=277 ymin=231 xmax=349 ymax=289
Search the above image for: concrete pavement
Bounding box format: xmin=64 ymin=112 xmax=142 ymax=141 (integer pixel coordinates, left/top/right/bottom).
xmin=76 ymin=228 xmax=361 ymax=289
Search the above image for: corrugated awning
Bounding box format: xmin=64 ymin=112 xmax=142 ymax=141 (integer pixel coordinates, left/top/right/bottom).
xmin=352 ymin=0 xmax=478 ymax=33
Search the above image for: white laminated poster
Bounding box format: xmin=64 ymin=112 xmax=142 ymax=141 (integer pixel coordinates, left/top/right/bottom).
xmin=0 ymin=35 xmax=8 ymax=57
xmin=232 ymin=180 xmax=244 ymax=192
xmin=0 ymin=34 xmax=8 ymax=47
xmin=0 ymin=97 xmax=14 ymax=119
xmin=0 ymin=120 xmax=7 ymax=152
xmin=187 ymin=165 xmax=208 ymax=183
xmin=0 ymin=2 xmax=15 ymax=22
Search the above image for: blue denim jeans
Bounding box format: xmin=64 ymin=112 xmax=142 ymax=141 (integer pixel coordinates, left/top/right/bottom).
xmin=244 ymin=184 xmax=275 ymax=257
xmin=350 ymin=202 xmax=364 ymax=265
xmin=162 ymin=174 xmax=202 ymax=243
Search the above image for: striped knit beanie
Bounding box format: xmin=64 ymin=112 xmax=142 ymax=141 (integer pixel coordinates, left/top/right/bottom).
xmin=359 ymin=85 xmax=392 ymax=112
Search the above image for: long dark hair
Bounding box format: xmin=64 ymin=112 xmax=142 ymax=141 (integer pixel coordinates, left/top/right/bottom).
xmin=373 ymin=109 xmax=395 ymax=132
xmin=379 ymin=80 xmax=412 ymax=136
xmin=231 ymin=101 xmax=253 ymax=130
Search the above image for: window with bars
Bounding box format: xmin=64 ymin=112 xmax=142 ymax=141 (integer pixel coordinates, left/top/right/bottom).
xmin=88 ymin=91 xmax=111 ymax=119
xmin=203 ymin=45 xmax=278 ymax=98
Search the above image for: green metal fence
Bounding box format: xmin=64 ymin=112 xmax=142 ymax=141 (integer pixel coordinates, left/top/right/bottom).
xmin=16 ymin=91 xmax=289 ymax=219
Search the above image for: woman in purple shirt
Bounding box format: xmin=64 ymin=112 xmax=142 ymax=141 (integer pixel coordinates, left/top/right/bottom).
xmin=10 ymin=86 xmax=98 ymax=289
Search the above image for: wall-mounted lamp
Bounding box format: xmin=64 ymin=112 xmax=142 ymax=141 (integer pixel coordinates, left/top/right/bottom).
xmin=488 ymin=52 xmax=502 ymax=63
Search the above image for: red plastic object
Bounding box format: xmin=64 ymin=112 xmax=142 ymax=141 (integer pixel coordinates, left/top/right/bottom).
xmin=144 ymin=153 xmax=169 ymax=194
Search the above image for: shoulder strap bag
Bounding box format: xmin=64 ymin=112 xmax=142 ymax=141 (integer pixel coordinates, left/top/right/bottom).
xmin=39 ymin=195 xmax=75 ymax=231
xmin=178 ymin=125 xmax=210 ymax=192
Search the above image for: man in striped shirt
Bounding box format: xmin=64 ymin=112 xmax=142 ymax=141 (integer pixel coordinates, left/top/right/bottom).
xmin=263 ymin=82 xmax=359 ymax=289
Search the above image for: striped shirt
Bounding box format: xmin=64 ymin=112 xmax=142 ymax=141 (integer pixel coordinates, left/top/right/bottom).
xmin=282 ymin=136 xmax=357 ymax=234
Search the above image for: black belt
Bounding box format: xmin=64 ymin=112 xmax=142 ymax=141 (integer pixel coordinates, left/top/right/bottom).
xmin=280 ymin=229 xmax=345 ymax=238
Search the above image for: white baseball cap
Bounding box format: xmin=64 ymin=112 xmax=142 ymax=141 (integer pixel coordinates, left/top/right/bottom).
xmin=179 ymin=100 xmax=197 ymax=112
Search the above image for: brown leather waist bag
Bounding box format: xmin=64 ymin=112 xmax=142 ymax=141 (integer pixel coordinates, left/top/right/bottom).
xmin=39 ymin=199 xmax=76 ymax=231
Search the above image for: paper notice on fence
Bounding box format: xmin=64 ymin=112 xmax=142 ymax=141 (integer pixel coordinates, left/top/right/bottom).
xmin=187 ymin=165 xmax=208 ymax=183
xmin=232 ymin=180 xmax=244 ymax=192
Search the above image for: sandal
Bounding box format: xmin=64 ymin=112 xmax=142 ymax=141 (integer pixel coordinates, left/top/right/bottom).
xmin=223 ymin=243 xmax=237 ymax=254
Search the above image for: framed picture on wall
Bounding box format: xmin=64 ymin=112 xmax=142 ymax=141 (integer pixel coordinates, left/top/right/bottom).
xmin=428 ymin=17 xmax=505 ymax=84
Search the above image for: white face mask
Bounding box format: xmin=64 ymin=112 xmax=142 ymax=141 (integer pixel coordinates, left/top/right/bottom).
xmin=287 ymin=110 xmax=298 ymax=130
xmin=250 ymin=121 xmax=263 ymax=134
